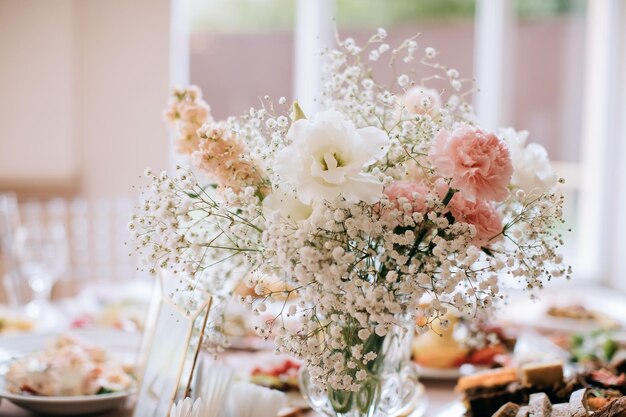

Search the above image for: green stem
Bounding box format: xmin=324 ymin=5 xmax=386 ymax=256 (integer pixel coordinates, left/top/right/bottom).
xmin=442 ymin=187 xmax=456 ymax=206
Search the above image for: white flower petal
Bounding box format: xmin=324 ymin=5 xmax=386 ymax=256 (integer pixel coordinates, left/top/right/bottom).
xmin=342 ymin=174 xmax=385 ymax=204
xmin=499 ymin=128 xmax=556 ymax=196
xmin=297 ymin=177 xmax=342 ymax=205
xmin=263 ymin=187 xmax=312 ymax=221
xmin=355 ymin=126 xmax=391 ymax=165
xmin=274 ymin=109 xmax=387 ymax=204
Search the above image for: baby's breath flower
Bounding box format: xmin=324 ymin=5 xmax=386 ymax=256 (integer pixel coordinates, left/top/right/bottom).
xmin=132 ymin=27 xmax=570 ymax=393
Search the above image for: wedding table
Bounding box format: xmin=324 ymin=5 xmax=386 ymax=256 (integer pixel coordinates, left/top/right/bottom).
xmin=0 ymin=380 xmax=459 ymax=417
xmin=0 ymin=401 xmax=132 ymax=416
xmin=3 ymin=286 xmax=623 ymax=417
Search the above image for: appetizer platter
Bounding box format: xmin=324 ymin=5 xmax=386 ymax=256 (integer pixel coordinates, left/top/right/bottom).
xmin=499 ymin=295 xmax=624 ymax=335
xmin=436 ymin=328 xmax=626 ymax=417
xmin=412 ymin=313 xmax=515 ymax=380
xmin=0 ymin=330 xmax=139 ymax=415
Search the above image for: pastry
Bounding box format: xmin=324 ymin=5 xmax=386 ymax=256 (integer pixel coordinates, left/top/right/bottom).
xmin=520 ymin=362 xmax=564 ymax=389
xmin=492 ymin=402 xmax=519 ymax=417
xmin=527 ymin=393 xmax=551 ymax=416
xmin=456 ymin=368 xmax=523 ymax=416
xmin=456 ymin=368 xmax=518 ymax=392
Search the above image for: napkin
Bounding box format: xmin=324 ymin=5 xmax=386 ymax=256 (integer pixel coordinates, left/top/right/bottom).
xmin=195 ymin=359 xmax=234 ymax=417
xmin=227 ymin=381 xmax=286 ymax=417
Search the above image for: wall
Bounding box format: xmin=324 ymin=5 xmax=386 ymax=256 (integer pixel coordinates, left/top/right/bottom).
xmin=0 ymin=0 xmax=172 ymax=199
xmin=78 ymin=0 xmax=171 ymax=198
xmin=0 ymin=1 xmax=79 ymax=191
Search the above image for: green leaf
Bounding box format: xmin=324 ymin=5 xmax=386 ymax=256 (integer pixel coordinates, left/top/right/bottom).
xmin=97 ymin=387 xmax=116 ymax=395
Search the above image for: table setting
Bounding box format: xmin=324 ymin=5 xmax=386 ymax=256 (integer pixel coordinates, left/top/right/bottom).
xmin=1 ymin=27 xmax=625 ymax=417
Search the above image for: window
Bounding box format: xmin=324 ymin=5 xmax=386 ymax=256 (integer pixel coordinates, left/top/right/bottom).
xmin=183 ymin=0 xmax=626 ymax=286
xmin=189 ymin=0 xmax=295 ymax=119
xmin=509 ymin=0 xmax=587 ymax=281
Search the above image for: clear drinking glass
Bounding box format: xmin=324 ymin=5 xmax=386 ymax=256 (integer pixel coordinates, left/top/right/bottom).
xmin=14 ymin=222 xmax=69 ymax=316
xmin=0 ymin=192 xmax=24 ymax=307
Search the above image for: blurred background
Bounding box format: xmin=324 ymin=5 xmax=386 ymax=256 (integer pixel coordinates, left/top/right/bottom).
xmin=0 ymin=0 xmax=624 ymax=303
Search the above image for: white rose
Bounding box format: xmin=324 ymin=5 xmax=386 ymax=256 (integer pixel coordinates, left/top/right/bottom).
xmin=499 ymin=128 xmax=557 ymax=196
xmin=262 ymin=187 xmax=312 ymax=222
xmin=275 ymin=110 xmax=390 ymax=204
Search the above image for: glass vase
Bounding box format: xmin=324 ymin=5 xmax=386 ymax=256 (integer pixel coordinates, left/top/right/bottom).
xmin=299 ymin=319 xmax=420 ymax=417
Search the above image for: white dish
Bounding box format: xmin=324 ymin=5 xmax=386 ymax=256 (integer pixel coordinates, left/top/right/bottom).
xmin=417 ymin=364 xmax=486 ymax=380
xmin=0 ymin=328 xmax=141 ymax=361
xmin=0 ymin=329 xmax=141 ymax=415
xmin=497 ymin=292 xmax=625 ymax=334
xmin=0 ymin=389 xmax=131 ymax=416
xmin=432 ymin=400 xmax=465 ymax=417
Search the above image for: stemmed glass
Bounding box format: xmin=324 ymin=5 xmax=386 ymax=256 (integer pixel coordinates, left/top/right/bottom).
xmin=14 ymin=222 xmax=69 ymax=317
xmin=0 ymin=193 xmax=24 ymax=307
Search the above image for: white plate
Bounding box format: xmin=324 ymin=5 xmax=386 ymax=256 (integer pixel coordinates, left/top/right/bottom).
xmin=433 ymin=400 xmax=465 ymax=417
xmin=417 ymin=364 xmax=486 ymax=380
xmin=0 ymin=328 xmax=141 ymax=361
xmin=497 ymin=290 xmax=625 ymax=334
xmin=0 ymin=329 xmax=141 ymax=415
xmin=0 ymin=389 xmax=132 ymax=416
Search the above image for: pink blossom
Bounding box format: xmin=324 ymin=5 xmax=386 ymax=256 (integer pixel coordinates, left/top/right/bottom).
xmin=448 ymin=193 xmax=503 ymax=246
xmin=429 ymin=126 xmax=513 ymax=202
xmin=384 ymin=180 xmax=430 ymax=214
xmin=403 ymin=86 xmax=442 ymax=116
xmin=192 ymin=122 xmax=266 ymax=194
xmin=163 ymin=86 xmax=213 ymax=155
xmin=435 ymin=177 xmax=503 ymax=246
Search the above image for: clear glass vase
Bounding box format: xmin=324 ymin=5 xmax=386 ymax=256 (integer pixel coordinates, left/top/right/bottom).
xmin=299 ymin=319 xmax=420 ymax=417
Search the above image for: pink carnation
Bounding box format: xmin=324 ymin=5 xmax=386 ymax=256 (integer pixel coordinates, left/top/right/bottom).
xmin=448 ymin=193 xmax=503 ymax=246
xmin=384 ymin=180 xmax=430 ymax=214
xmin=430 ymin=126 xmax=513 ymax=202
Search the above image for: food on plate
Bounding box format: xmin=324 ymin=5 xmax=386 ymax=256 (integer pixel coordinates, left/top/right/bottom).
xmin=490 ymin=401 xmax=519 ymax=417
xmin=458 ymin=359 xmax=626 ymax=416
xmin=0 ymin=315 xmax=35 ymax=333
xmin=70 ymin=300 xmax=146 ymax=332
xmin=412 ymin=315 xmax=468 ymax=368
xmin=250 ymin=359 xmax=300 ymax=392
xmin=520 ymin=361 xmax=564 ymax=389
xmin=490 ymin=388 xmax=626 ymax=417
xmin=5 ymin=334 xmax=134 ymax=396
xmin=569 ymin=330 xmax=626 ymax=370
xmin=588 ymin=369 xmax=626 ymax=388
xmin=455 ymin=367 xmax=519 ymax=392
xmin=455 ymin=367 xmax=525 ymax=416
xmin=546 ymin=304 xmax=620 ymax=330
xmin=412 ymin=313 xmax=512 ymax=369
xmin=548 ymin=304 xmax=597 ymax=320
xmin=528 ymin=392 xmax=552 ymax=416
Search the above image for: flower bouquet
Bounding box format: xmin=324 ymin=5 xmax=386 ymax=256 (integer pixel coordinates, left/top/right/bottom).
xmin=130 ymin=29 xmax=570 ymax=417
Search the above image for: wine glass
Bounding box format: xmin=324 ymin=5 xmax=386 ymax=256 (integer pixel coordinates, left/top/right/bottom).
xmin=0 ymin=192 xmax=25 ymax=307
xmin=14 ymin=222 xmax=69 ymax=317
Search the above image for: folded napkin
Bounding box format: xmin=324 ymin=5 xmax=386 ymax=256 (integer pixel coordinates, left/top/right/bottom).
xmin=227 ymin=381 xmax=286 ymax=417
xmin=196 ymin=360 xmax=234 ymax=417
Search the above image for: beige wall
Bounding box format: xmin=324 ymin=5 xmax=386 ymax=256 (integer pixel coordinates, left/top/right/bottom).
xmin=0 ymin=1 xmax=79 ymax=189
xmin=0 ymin=0 xmax=172 ymax=199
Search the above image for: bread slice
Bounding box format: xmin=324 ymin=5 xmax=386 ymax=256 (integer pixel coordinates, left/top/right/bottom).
xmin=520 ymin=362 xmax=563 ymax=389
xmin=492 ymin=402 xmax=520 ymax=417
xmin=528 ymin=393 xmax=552 ymax=417
xmin=456 ymin=367 xmax=518 ymax=392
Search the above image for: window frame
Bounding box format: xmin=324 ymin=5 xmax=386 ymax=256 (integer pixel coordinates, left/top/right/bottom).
xmin=174 ymin=0 xmax=626 ymax=287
